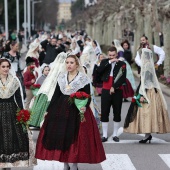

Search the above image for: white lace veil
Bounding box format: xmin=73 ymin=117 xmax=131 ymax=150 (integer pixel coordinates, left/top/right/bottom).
xmin=81 ymin=41 xmax=96 ymax=80
xmin=113 ymin=39 xmax=124 ymax=52
xmin=37 ymin=52 xmax=67 ymax=101
xmin=96 ymin=40 xmax=102 ymax=54
xmin=139 ymin=48 xmax=167 ymax=109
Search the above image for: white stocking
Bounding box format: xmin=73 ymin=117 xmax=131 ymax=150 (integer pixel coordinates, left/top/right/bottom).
xmin=102 ymin=122 xmax=108 ymax=138
xmin=113 ymin=121 xmax=120 ymax=137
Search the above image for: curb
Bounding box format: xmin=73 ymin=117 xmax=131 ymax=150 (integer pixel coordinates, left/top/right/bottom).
xmin=133 ymin=70 xmax=170 ymax=97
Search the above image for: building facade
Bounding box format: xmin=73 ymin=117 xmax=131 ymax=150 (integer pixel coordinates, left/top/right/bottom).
xmin=57 ymin=0 xmax=72 ymax=24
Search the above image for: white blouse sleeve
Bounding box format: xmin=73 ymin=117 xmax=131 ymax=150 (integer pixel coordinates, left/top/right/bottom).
xmin=153 ymin=45 xmax=165 ymax=65
xmin=135 ymin=51 xmax=141 ymax=67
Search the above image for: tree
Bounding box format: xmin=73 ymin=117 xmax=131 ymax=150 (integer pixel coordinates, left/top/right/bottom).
xmin=35 ymin=0 xmax=58 ymax=29
xmin=0 ymin=0 xmax=24 ymax=30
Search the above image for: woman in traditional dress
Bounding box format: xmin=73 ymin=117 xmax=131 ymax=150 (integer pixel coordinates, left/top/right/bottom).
xmin=35 ymin=55 xmax=106 ymax=170
xmin=70 ymin=39 xmax=80 ymax=57
xmin=113 ymin=39 xmax=136 ymax=102
xmin=80 ymin=39 xmax=96 ymax=81
xmin=36 ymin=64 xmax=50 ymax=85
xmin=92 ymin=54 xmax=105 ymax=96
xmin=124 ymin=48 xmax=170 ymax=143
xmin=29 ymin=52 xmax=68 ymax=127
xmin=0 ymin=58 xmax=36 ymax=168
xmin=92 ymin=40 xmax=102 ymax=58
xmin=121 ymin=40 xmax=133 ymax=66
xmin=25 ymin=39 xmax=41 ymax=67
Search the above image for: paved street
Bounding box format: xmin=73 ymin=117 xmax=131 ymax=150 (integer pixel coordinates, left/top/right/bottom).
xmin=12 ymin=79 xmax=170 ymax=170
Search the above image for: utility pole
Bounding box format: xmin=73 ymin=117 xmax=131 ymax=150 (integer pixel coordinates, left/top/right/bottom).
xmin=24 ymin=0 xmax=27 ymax=45
xmin=4 ymin=0 xmax=8 ymax=40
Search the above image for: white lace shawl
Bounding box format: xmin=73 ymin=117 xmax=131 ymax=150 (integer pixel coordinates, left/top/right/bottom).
xmin=58 ymin=72 xmax=90 ymax=95
xmin=139 ymin=48 xmax=167 ymax=109
xmin=0 ymin=73 xmax=19 ymax=99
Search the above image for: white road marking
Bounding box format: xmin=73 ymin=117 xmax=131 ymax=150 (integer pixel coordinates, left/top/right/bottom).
xmin=33 ymin=159 xmax=64 ymax=170
xmin=101 ymin=154 xmax=136 ymax=170
xmin=159 ymin=154 xmax=170 ymax=168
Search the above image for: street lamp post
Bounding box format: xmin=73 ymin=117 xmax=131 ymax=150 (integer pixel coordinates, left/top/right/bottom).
xmin=16 ymin=0 xmax=20 ymax=33
xmin=24 ymin=0 xmax=27 ymax=45
xmin=31 ymin=0 xmax=42 ymax=31
xmin=4 ymin=0 xmax=8 ymax=40
xmin=27 ymin=0 xmax=31 ymax=37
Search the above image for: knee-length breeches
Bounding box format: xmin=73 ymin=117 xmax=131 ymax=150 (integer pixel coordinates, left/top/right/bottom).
xmin=101 ymin=89 xmax=123 ymax=122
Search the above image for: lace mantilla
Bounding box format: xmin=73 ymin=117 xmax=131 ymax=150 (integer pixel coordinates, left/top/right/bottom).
xmin=58 ymin=72 xmax=90 ymax=95
xmin=0 ymin=73 xmax=19 ymax=99
xmin=139 ymin=48 xmax=167 ymax=109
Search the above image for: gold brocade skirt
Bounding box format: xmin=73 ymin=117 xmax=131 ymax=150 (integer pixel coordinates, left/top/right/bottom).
xmin=124 ymin=88 xmax=170 ymax=134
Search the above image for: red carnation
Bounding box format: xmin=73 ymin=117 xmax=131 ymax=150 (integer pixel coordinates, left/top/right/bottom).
xmin=70 ymin=93 xmax=75 ymax=98
xmin=76 ymin=92 xmax=83 ymax=98
xmin=30 ymin=65 xmax=35 ymax=69
xmin=122 ymin=65 xmax=126 ymax=69
xmin=84 ymin=93 xmax=90 ymax=98
xmin=16 ymin=109 xmax=31 ymax=133
xmin=132 ymin=98 xmax=136 ymax=103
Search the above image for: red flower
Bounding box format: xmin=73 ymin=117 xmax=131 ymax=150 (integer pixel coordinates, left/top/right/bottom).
xmin=16 ymin=109 xmax=31 ymax=123
xmin=30 ymin=65 xmax=35 ymax=69
xmin=76 ymin=92 xmax=83 ymax=98
xmin=33 ymin=84 xmax=41 ymax=88
xmin=122 ymin=65 xmax=126 ymax=69
xmin=132 ymin=98 xmax=136 ymax=103
xmin=30 ymin=84 xmax=41 ymax=90
xmin=70 ymin=93 xmax=75 ymax=98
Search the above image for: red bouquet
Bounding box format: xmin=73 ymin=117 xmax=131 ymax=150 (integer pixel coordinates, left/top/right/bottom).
xmin=30 ymin=84 xmax=41 ymax=90
xmin=16 ymin=109 xmax=31 ymax=132
xmin=69 ymin=92 xmax=90 ymax=122
xmin=70 ymin=91 xmax=90 ymax=101
xmin=30 ymin=84 xmax=41 ymax=96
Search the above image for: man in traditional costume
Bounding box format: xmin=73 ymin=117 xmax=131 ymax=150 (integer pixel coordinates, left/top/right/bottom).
xmin=97 ymin=47 xmax=126 ymax=142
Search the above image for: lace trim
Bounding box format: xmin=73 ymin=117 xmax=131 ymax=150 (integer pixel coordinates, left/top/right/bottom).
xmin=58 ymin=72 xmax=90 ymax=95
xmin=0 ymin=74 xmax=19 ymax=99
xmin=0 ymin=152 xmax=29 ymax=163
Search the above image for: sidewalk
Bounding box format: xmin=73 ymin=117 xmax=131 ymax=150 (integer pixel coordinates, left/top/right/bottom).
xmin=133 ymin=70 xmax=170 ymax=97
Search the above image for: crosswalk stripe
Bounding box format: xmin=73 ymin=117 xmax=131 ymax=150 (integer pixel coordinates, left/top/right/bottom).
xmin=159 ymin=154 xmax=170 ymax=168
xmin=33 ymin=159 xmax=63 ymax=170
xmin=101 ymin=154 xmax=136 ymax=170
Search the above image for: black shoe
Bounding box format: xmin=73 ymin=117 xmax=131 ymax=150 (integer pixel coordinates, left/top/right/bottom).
xmin=123 ymin=98 xmax=129 ymax=102
xmin=101 ymin=137 xmax=108 ymax=142
xmin=139 ymin=135 xmax=152 ymax=143
xmin=113 ymin=136 xmax=120 ymax=142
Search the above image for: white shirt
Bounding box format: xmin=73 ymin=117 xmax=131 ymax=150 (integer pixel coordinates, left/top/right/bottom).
xmin=135 ymin=45 xmax=165 ymax=67
xmin=109 ymin=61 xmax=116 ymax=76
